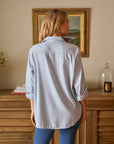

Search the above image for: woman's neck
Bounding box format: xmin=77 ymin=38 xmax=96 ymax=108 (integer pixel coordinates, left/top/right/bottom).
xmin=52 ymin=31 xmax=62 ymax=37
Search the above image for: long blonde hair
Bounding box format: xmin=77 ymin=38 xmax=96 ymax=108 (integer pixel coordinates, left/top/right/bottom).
xmin=39 ymin=9 xmax=68 ymax=43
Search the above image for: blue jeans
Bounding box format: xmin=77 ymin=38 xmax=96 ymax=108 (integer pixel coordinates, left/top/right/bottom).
xmin=34 ymin=116 xmax=82 ymax=144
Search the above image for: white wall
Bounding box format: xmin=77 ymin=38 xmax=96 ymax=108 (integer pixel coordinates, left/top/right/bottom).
xmin=0 ymin=0 xmax=114 ymax=89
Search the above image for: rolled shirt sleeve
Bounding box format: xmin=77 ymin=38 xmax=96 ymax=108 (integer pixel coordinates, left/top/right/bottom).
xmin=73 ymin=48 xmax=88 ymax=101
xmin=26 ymin=49 xmax=34 ymax=100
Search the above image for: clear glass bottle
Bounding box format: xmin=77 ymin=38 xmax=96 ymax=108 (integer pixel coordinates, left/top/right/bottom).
xmin=101 ymin=63 xmax=112 ymax=92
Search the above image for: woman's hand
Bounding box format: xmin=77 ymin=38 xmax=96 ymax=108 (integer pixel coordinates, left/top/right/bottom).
xmin=30 ymin=100 xmax=36 ymax=127
xmin=80 ymin=99 xmax=86 ymax=123
xmin=31 ymin=111 xmax=36 ymax=127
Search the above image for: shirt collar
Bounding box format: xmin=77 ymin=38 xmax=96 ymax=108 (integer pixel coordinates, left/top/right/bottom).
xmin=42 ymin=36 xmax=65 ymax=43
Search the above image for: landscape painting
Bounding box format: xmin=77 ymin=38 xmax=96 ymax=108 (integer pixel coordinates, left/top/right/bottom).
xmin=64 ymin=16 xmax=80 ymax=48
xmin=39 ymin=15 xmax=81 ymax=49
xmin=38 ymin=15 xmax=44 ymax=30
xmin=33 ymin=8 xmax=89 ymax=57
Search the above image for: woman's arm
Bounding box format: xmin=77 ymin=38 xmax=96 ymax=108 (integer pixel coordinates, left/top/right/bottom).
xmin=79 ymin=99 xmax=86 ymax=123
xmin=30 ymin=99 xmax=36 ymax=127
xmin=30 ymin=99 xmax=34 ymax=111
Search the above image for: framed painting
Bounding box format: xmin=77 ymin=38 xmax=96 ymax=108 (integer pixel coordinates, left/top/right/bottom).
xmin=32 ymin=8 xmax=90 ymax=57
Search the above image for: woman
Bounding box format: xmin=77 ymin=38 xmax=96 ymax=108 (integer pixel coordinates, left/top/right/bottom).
xmin=26 ymin=9 xmax=88 ymax=144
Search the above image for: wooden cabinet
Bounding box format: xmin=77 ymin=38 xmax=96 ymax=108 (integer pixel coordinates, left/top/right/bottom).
xmin=0 ymin=89 xmax=114 ymax=144
xmin=0 ymin=90 xmax=34 ymax=144
xmin=85 ymin=90 xmax=114 ymax=144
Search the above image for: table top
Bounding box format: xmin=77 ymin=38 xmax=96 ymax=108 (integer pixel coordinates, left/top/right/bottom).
xmin=0 ymin=89 xmax=114 ymax=101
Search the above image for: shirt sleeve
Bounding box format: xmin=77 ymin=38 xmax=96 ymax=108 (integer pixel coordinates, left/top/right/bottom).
xmin=26 ymin=49 xmax=34 ymax=100
xmin=73 ymin=48 xmax=88 ymax=101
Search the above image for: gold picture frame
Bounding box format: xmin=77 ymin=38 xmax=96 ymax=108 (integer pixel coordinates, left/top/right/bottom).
xmin=32 ymin=8 xmax=90 ymax=57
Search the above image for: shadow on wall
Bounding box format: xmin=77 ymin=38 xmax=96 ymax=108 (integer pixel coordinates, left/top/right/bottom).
xmin=86 ymin=81 xmax=99 ymax=89
xmin=0 ymin=56 xmax=26 ymax=90
xmin=0 ymin=59 xmax=15 ymax=89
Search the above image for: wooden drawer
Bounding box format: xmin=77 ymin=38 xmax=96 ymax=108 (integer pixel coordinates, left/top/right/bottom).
xmin=0 ymin=91 xmax=34 ymax=144
xmin=98 ymin=111 xmax=114 ymax=144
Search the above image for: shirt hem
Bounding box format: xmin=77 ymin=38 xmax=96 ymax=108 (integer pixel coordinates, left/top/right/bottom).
xmin=35 ymin=115 xmax=82 ymax=129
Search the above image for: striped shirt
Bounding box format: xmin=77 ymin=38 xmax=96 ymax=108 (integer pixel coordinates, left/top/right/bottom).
xmin=26 ymin=36 xmax=88 ymax=129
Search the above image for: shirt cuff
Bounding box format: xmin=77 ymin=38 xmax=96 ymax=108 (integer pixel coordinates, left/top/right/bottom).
xmin=26 ymin=91 xmax=34 ymax=100
xmin=77 ymin=87 xmax=88 ymax=101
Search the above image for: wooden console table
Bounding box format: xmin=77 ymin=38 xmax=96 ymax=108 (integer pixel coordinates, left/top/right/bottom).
xmin=0 ymin=89 xmax=114 ymax=144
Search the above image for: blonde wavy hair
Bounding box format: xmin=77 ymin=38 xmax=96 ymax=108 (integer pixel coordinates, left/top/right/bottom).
xmin=39 ymin=9 xmax=68 ymax=43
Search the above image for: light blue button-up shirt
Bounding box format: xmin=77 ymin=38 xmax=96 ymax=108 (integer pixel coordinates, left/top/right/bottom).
xmin=26 ymin=36 xmax=88 ymax=129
